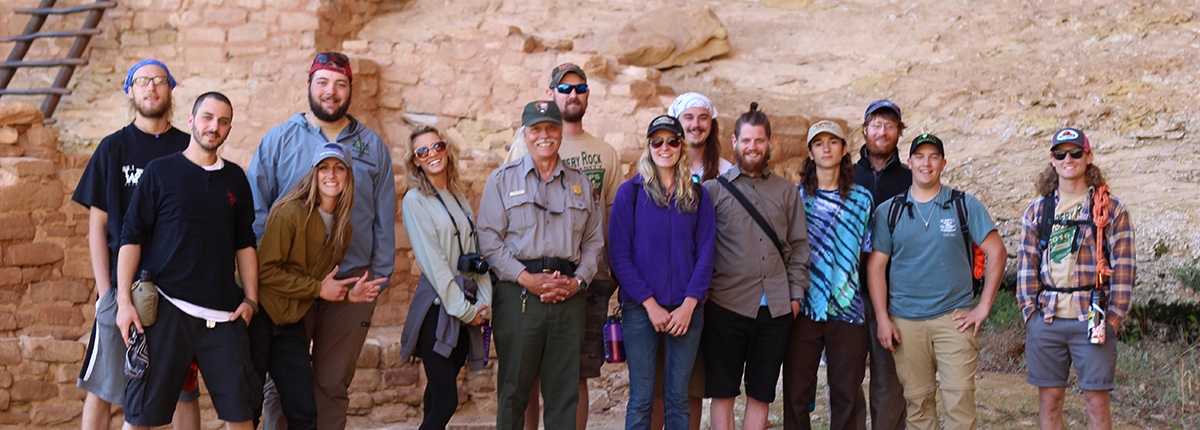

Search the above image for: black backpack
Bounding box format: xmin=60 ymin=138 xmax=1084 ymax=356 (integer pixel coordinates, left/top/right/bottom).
xmin=886 ymin=188 xmax=985 ymax=296
xmin=1032 ymin=191 xmax=1112 ymax=293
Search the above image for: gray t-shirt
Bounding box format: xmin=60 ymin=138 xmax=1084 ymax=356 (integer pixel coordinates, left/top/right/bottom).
xmin=872 ymin=186 xmax=996 ymax=321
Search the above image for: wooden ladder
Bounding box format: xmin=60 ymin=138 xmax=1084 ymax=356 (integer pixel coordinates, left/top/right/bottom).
xmin=0 ymin=0 xmax=117 ymax=124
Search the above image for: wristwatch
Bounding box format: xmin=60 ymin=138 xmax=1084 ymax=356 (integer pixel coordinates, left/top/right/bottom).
xmin=575 ymin=276 xmax=588 ymax=293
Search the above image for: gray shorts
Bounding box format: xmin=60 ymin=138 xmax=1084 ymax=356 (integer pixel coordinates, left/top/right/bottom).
xmin=1025 ymin=311 xmax=1116 ymax=391
xmin=78 ymin=288 xmax=200 ymax=404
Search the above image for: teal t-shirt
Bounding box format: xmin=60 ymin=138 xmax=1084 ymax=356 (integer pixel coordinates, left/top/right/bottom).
xmin=872 ymin=186 xmax=996 ymax=321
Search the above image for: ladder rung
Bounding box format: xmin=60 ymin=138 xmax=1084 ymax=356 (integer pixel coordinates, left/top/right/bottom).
xmin=14 ymin=2 xmax=117 ymax=15
xmin=0 ymin=29 xmax=102 ymax=43
xmin=0 ymin=59 xmax=88 ymax=68
xmin=0 ymin=88 xmax=73 ymax=95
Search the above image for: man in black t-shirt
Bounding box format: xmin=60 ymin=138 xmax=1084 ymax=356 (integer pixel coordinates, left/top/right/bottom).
xmin=115 ymin=92 xmax=260 ymax=430
xmin=851 ymin=100 xmax=912 ymax=430
xmin=71 ymin=59 xmax=201 ymax=430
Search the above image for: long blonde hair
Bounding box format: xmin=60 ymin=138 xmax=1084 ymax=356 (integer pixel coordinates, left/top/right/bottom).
xmin=636 ymin=137 xmax=698 ymax=212
xmin=270 ymin=159 xmax=355 ymax=255
xmin=401 ymin=125 xmax=464 ymax=196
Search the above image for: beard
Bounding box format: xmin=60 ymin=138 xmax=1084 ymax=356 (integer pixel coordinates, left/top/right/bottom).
xmin=131 ymin=95 xmax=170 ymax=119
xmin=864 ymin=136 xmax=898 ymax=158
xmin=561 ymin=98 xmax=586 ymax=123
xmin=309 ymin=90 xmax=352 ymax=123
xmin=191 ymin=127 xmax=226 ymax=153
xmin=736 ymin=149 xmax=768 ymax=174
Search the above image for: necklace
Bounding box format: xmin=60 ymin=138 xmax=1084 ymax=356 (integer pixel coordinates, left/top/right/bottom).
xmin=912 ymin=197 xmax=937 ymax=231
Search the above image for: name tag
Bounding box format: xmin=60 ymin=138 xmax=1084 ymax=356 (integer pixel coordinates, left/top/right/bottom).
xmin=509 ymin=189 xmax=526 ymax=197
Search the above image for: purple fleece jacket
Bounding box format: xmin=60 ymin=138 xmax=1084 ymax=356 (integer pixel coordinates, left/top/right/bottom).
xmin=609 ymin=174 xmax=716 ymax=306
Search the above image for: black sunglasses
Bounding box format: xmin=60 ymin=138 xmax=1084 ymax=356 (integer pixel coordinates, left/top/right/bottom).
xmin=649 ymin=136 xmax=682 ymax=149
xmin=314 ymin=52 xmax=350 ymax=67
xmin=414 ymin=141 xmax=447 ymax=159
xmin=555 ymin=83 xmax=589 ymax=94
xmin=1051 ymin=148 xmax=1086 ymax=160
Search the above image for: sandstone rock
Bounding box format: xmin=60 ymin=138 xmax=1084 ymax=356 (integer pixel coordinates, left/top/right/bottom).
xmin=350 ymin=368 xmax=380 ymax=391
xmin=30 ymin=405 xmax=80 ymax=425
xmin=20 ymin=336 xmax=86 ymax=363
xmin=0 ymin=341 xmax=20 ymax=366
xmin=0 ymin=215 xmax=34 ymax=241
xmin=0 ymin=157 xmax=55 ymax=178
xmin=371 ymin=387 xmax=423 ymax=406
xmin=0 ymin=182 xmax=64 ymax=212
xmin=10 ymin=380 xmax=57 ymax=402
xmin=0 ymin=103 xmax=43 ymax=126
xmin=40 ymin=306 xmax=85 ymax=327
xmin=3 ymin=243 xmax=64 ymax=267
xmin=357 ymin=339 xmax=380 ymax=368
xmin=0 ymin=412 xmax=29 ymax=424
xmin=0 ymin=127 xmax=16 ymax=145
xmin=382 ymin=367 xmax=420 ymax=388
xmin=0 ymin=389 xmax=7 ymax=410
xmin=369 ymin=403 xmax=415 ymax=423
xmin=0 ymin=371 xmax=10 ymax=388
xmin=598 ymin=7 xmax=730 ymax=69
xmin=0 ymin=268 xmax=20 ymax=286
xmin=30 ymin=280 xmax=91 ymax=304
xmin=348 ymin=391 xmax=373 ymax=409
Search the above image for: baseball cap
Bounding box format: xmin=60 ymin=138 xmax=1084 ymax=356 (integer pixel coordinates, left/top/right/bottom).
xmin=864 ymin=99 xmax=901 ymax=121
xmin=667 ymin=92 xmax=719 ymax=119
xmin=908 ymin=133 xmax=944 ymax=156
xmin=548 ymin=63 xmax=587 ymax=88
xmin=311 ymin=142 xmax=353 ymax=168
xmin=123 ymin=59 xmax=177 ymax=94
xmin=309 ymin=52 xmax=353 ymax=81
xmin=646 ymin=115 xmax=684 ymax=137
xmin=522 ymin=100 xmax=562 ymax=127
xmin=1051 ymin=127 xmax=1091 ymax=151
xmin=806 ymin=120 xmax=846 ymax=146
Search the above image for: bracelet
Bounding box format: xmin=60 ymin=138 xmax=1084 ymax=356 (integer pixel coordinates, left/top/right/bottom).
xmin=243 ymin=297 xmax=259 ymax=314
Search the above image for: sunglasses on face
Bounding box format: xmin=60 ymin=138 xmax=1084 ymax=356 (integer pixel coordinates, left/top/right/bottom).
xmin=555 ymin=83 xmax=589 ymax=94
xmin=414 ymin=140 xmax=447 ymax=160
xmin=131 ymin=76 xmax=170 ymax=87
xmin=314 ymin=52 xmax=350 ymax=68
xmin=1051 ymin=148 xmax=1086 ymax=160
xmin=649 ymin=136 xmax=683 ymax=149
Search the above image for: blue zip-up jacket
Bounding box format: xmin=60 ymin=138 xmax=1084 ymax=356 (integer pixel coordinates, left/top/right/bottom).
xmin=246 ymin=113 xmax=396 ymax=284
xmin=609 ymin=174 xmax=716 ymax=306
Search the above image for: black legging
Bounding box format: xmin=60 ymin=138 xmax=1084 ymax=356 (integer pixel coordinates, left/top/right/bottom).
xmin=416 ymin=304 xmax=470 ymax=430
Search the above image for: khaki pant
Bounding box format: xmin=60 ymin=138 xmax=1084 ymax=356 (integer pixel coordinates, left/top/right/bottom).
xmin=891 ymin=309 xmax=978 ymax=430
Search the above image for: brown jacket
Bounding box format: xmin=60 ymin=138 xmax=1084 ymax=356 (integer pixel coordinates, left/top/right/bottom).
xmin=257 ymin=200 xmax=350 ymax=324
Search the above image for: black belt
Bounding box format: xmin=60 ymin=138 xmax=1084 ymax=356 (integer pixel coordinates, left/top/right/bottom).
xmin=519 ymin=257 xmax=576 ymax=277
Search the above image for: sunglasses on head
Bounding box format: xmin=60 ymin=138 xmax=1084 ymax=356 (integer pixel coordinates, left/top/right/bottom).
xmin=414 ymin=140 xmax=447 ymax=160
xmin=649 ymin=136 xmax=683 ymax=149
xmin=1051 ymin=148 xmax=1086 ymax=160
xmin=555 ymin=83 xmax=589 ymax=94
xmin=314 ymin=52 xmax=350 ymax=67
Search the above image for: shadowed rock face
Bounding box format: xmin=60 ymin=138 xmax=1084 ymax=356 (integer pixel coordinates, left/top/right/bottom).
xmin=599 ymin=7 xmax=731 ymax=69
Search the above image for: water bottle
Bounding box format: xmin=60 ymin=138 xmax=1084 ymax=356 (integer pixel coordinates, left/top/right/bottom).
xmin=480 ymin=322 xmax=491 ymax=367
xmin=1086 ymin=290 xmax=1106 ymax=345
xmin=603 ymin=316 xmax=625 ymax=363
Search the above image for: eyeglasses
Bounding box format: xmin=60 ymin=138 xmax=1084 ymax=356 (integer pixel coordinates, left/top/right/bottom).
xmin=131 ymin=76 xmax=170 ymax=87
xmin=1051 ymin=148 xmax=1086 ymax=160
xmin=868 ymin=122 xmax=899 ymax=132
xmin=649 ymin=136 xmax=682 ymax=149
xmin=314 ymin=52 xmax=350 ymax=68
xmin=555 ymin=83 xmax=589 ymax=94
xmin=414 ymin=140 xmax=447 ymax=160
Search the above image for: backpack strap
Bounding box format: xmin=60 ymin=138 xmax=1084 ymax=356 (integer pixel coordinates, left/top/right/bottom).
xmin=885 ymin=189 xmax=910 ymax=235
xmin=717 ymin=176 xmax=784 ymax=256
xmin=950 ymin=189 xmax=983 ymax=296
xmin=1036 ymin=193 xmax=1057 ymax=251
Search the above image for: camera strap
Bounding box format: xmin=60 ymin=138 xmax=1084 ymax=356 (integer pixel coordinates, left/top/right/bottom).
xmin=431 ymin=191 xmax=477 ymax=258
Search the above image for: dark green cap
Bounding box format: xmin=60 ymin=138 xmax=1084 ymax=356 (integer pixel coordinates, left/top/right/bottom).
xmin=521 ymin=100 xmax=562 ymax=127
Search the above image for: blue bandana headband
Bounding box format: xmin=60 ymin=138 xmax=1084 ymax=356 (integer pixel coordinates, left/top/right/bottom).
xmin=123 ymin=59 xmax=177 ymax=94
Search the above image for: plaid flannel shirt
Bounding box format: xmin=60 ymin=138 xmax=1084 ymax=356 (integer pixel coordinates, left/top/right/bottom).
xmin=1016 ymin=188 xmax=1136 ymax=326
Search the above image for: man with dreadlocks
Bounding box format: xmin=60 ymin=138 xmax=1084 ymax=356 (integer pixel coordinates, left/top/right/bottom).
xmin=1017 ymin=128 xmax=1136 ymax=430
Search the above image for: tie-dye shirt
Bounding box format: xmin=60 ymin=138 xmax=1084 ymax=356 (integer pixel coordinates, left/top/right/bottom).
xmin=797 ymin=185 xmax=874 ymax=325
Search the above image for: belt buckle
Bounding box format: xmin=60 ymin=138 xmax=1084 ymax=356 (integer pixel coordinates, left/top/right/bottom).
xmin=205 ymin=320 xmax=216 ymax=329
xmin=541 ymin=256 xmax=555 ymax=273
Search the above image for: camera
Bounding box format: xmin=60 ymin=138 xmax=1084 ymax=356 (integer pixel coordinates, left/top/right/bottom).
xmin=457 ymin=253 xmax=490 ymax=275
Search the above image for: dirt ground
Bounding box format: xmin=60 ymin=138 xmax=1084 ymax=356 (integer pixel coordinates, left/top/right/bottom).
xmin=354 ymin=368 xmax=1166 ymax=429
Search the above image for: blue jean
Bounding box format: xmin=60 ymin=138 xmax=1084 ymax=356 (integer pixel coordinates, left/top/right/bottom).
xmin=622 ymin=299 xmax=704 ymax=430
